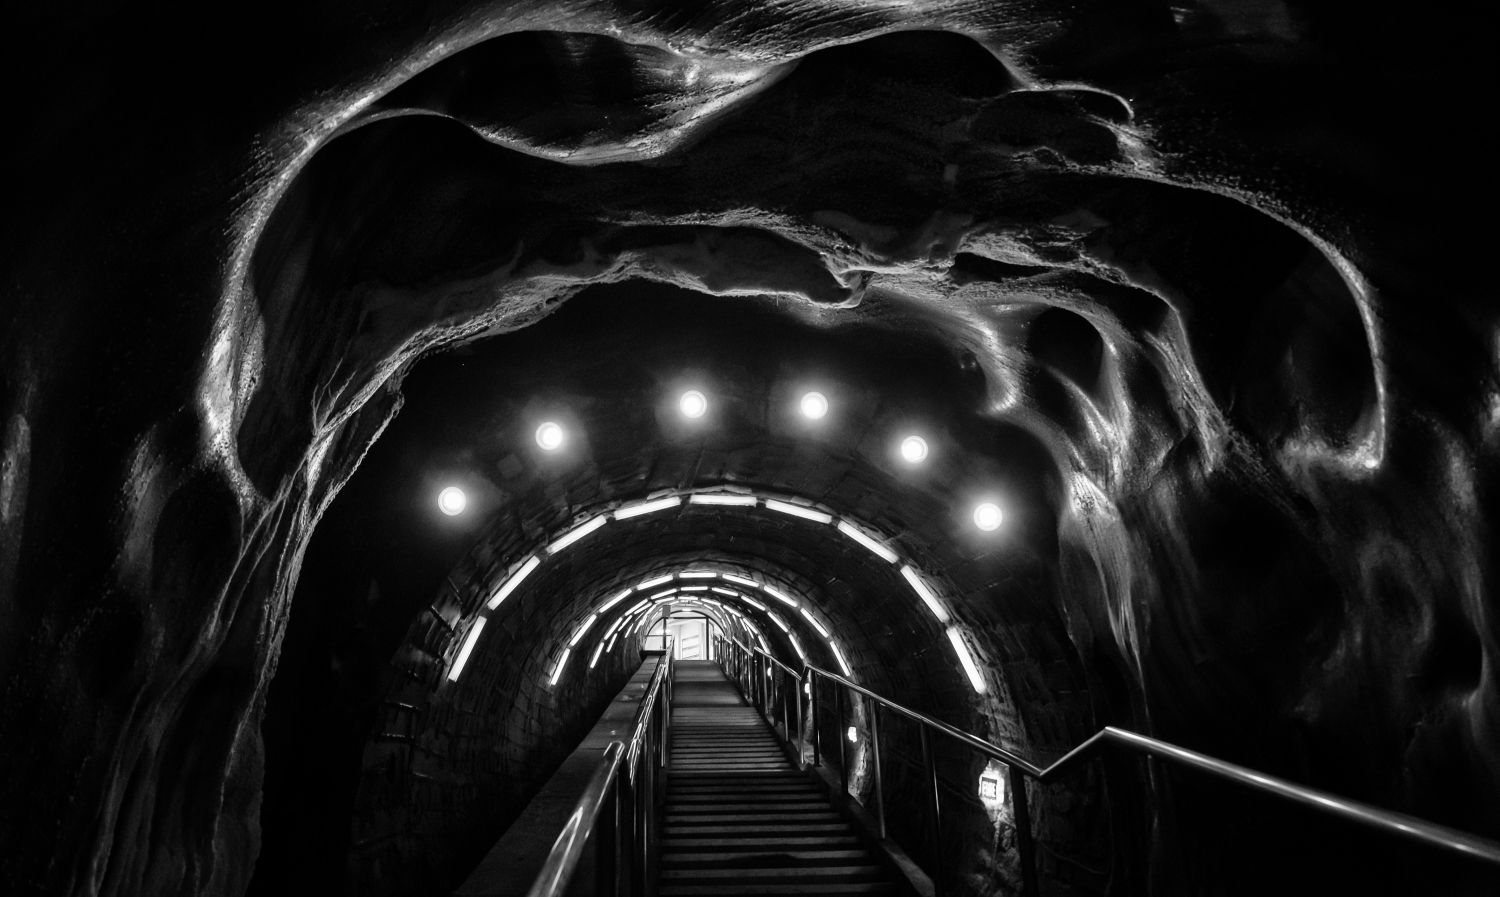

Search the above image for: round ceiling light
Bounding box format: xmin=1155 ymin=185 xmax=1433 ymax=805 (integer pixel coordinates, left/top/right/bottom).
xmin=973 ymin=502 xmax=1003 ymax=531
xmin=899 ymin=435 xmax=929 ymax=464
xmin=437 ymin=486 xmax=467 ymax=516
xmin=535 ymin=421 xmax=565 ymax=451
xmin=799 ymin=391 xmax=829 ymax=420
xmin=680 ymin=389 xmax=708 ymax=419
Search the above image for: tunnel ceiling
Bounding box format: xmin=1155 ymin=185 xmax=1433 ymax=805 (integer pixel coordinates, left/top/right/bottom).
xmin=2 ymin=2 xmax=1497 ymax=897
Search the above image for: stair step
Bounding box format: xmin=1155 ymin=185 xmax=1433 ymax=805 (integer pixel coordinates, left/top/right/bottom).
xmin=664 ymin=823 xmax=855 ymax=836
xmin=666 ymin=814 xmax=843 ymax=825
xmin=669 ymin=792 xmax=821 ymax=802
xmin=663 ymin=849 xmax=874 ymax=866
xmin=662 ymin=836 xmax=861 ymax=850
xmin=657 ymin=662 xmax=907 ymax=896
xmin=669 ymin=804 xmax=834 ymax=822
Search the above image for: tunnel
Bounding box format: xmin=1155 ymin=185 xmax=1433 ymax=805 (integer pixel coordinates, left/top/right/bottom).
xmin=1 ymin=2 xmax=1497 ymax=896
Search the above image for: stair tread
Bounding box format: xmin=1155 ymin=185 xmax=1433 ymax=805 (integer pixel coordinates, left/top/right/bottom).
xmin=657 ymin=661 xmax=906 ymax=896
xmin=663 ymin=836 xmax=861 ymax=849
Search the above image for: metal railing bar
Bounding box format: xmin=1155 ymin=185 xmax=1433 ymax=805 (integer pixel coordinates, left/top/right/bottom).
xmin=1089 ymin=727 xmax=1500 ymax=865
xmin=716 ymin=636 xmax=1500 ymax=868
xmin=523 ymin=741 xmax=624 ymax=897
xmin=525 ymin=641 xmax=673 ymax=897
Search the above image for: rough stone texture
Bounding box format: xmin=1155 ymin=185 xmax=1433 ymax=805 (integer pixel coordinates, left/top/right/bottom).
xmin=1 ymin=2 xmax=1496 ymax=897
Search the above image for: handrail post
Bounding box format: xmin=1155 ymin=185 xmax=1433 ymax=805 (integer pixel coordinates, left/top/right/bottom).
xmin=1010 ymin=765 xmax=1038 ymax=897
xmin=810 ymin=670 xmax=822 ymax=767
xmin=784 ymin=670 xmax=794 ymax=747
xmin=753 ymin=652 xmax=762 ymax=713
xmin=869 ymin=698 xmax=886 ymax=840
xmin=836 ymin=685 xmax=849 ymax=796
xmin=796 ymin=671 xmax=807 ymax=769
xmin=920 ymin=725 xmax=943 ymax=897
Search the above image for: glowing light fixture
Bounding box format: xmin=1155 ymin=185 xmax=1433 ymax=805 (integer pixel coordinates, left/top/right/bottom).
xmin=761 ymin=585 xmax=797 ymax=607
xmin=847 ymin=726 xmax=858 ymax=743
xmin=800 ymin=391 xmax=829 ymax=420
xmin=679 ymin=389 xmax=708 ymax=419
xmin=829 ymin=641 xmax=852 ymax=677
xmin=437 ymin=486 xmax=467 ymax=516
xmin=549 ymin=648 xmax=571 ymax=686
xmin=589 ymin=642 xmax=605 ymax=669
xmin=768 ymin=613 xmax=790 ymax=633
xmin=900 ymin=435 xmax=929 ymax=464
xmin=487 ymin=556 xmax=540 ymax=610
xmin=548 ymin=515 xmax=607 ymax=554
xmin=947 ymin=627 xmax=987 ymax=694
xmin=973 ymin=502 xmax=1003 ymax=531
xmin=602 ymin=615 xmax=628 ymax=641
xmin=638 ymin=574 xmax=673 ymax=590
xmin=614 ymin=496 xmax=682 ymax=519
xmin=690 ymin=492 xmax=757 ymax=507
xmin=724 ymin=573 xmax=758 ymax=588
xmin=446 ymin=618 xmax=487 ymax=682
xmin=679 ymin=570 xmax=717 ymax=579
xmin=535 ymin=421 xmax=565 ymax=451
xmin=568 ymin=614 xmax=598 ymax=647
xmin=742 ymin=596 xmax=767 ymax=611
xmin=766 ymin=499 xmax=834 ymax=524
xmin=900 ymin=565 xmax=949 ymax=623
xmin=799 ymin=607 xmax=830 ymax=638
xmin=837 ymin=520 xmax=898 ymax=563
xmin=682 ymin=585 xmax=710 ymax=592
xmin=648 ymin=589 xmax=677 ymax=601
xmin=710 ymin=586 xmax=736 ymax=597
xmin=789 ymin=634 xmax=807 ymax=664
xmin=601 ymin=588 xmax=633 ymax=612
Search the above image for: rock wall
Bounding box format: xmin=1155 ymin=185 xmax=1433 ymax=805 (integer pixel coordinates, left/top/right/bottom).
xmin=1 ymin=2 xmax=1495 ymax=896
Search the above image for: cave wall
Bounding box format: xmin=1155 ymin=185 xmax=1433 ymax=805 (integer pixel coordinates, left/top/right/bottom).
xmin=2 ymin=2 xmax=1497 ymax=896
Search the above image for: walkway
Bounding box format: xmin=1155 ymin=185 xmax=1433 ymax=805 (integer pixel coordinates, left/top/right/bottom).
xmin=659 ymin=660 xmax=910 ymax=895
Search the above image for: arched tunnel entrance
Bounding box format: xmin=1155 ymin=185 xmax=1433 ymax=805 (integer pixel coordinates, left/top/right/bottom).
xmin=252 ymin=287 xmax=1095 ymax=896
xmin=3 ymin=4 xmax=1499 ymax=897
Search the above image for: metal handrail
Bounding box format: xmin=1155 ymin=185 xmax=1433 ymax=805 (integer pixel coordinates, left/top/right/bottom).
xmin=524 ymin=643 xmax=674 ymax=897
xmin=523 ymin=742 xmax=624 ymax=897
xmin=713 ymin=635 xmax=1500 ymax=897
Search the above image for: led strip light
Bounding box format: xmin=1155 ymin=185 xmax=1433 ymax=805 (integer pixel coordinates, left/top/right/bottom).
xmin=447 ymin=488 xmax=975 ymax=692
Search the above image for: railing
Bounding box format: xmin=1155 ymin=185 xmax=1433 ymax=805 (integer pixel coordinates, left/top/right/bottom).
xmin=525 ymin=643 xmax=673 ymax=897
xmin=713 ymin=635 xmax=1500 ymax=897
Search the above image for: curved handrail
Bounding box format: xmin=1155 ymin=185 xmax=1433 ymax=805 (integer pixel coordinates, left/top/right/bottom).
xmin=524 ymin=644 xmax=674 ymax=897
xmin=720 ymin=636 xmax=1500 ymax=867
xmin=523 ymin=742 xmax=624 ymax=897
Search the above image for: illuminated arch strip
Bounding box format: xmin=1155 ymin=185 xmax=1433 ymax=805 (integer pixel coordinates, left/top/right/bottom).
xmin=571 ymin=569 xmax=819 ymax=681
xmin=447 ymin=488 xmax=985 ymax=694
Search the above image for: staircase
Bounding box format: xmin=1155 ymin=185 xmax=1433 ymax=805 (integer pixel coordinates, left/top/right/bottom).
xmin=660 ymin=661 xmax=911 ymax=896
